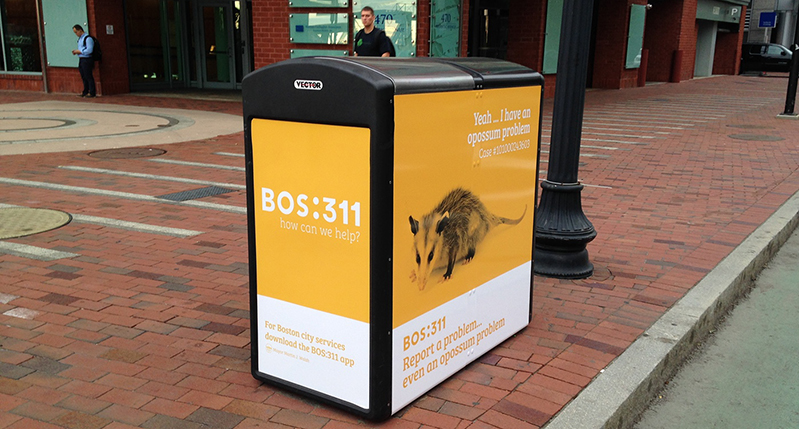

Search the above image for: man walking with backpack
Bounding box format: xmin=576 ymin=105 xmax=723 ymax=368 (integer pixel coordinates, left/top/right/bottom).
xmin=353 ymin=7 xmax=392 ymax=57
xmin=71 ymin=24 xmax=96 ymax=98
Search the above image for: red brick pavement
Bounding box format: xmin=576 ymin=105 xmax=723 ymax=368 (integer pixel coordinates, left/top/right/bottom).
xmin=1 ymin=75 xmax=799 ymax=428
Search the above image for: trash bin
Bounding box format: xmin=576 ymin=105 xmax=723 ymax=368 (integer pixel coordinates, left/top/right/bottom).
xmin=244 ymin=57 xmax=543 ymax=420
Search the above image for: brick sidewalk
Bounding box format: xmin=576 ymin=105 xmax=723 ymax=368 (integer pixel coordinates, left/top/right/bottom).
xmin=1 ymin=75 xmax=799 ymax=429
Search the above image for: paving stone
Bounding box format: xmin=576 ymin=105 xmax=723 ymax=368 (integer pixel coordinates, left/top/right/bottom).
xmin=159 ymin=283 xmax=195 ymax=292
xmin=45 ymin=272 xmax=83 ymax=281
xmin=135 ymin=320 xmax=180 ymax=335
xmin=200 ymin=322 xmax=246 ymax=335
xmin=228 ymin=310 xmax=250 ymax=319
xmin=269 ymin=409 xmax=328 ymax=429
xmin=74 ymin=256 xmax=104 ymax=264
xmin=99 ymin=267 xmax=133 ymax=275
xmin=194 ymin=303 xmax=236 ymax=315
xmin=19 ymin=355 xmax=71 ymax=374
xmin=194 ymin=241 xmax=226 ymax=249
xmin=11 ymin=401 xmax=67 ymax=422
xmin=157 ymin=275 xmax=192 ymax=284
xmin=39 ymin=293 xmax=80 ymax=306
xmin=0 ymin=362 xmax=35 ymax=379
xmin=46 ymin=264 xmax=83 ymax=273
xmin=97 ymin=404 xmax=155 ymax=426
xmin=55 ymin=395 xmax=113 ymax=414
xmin=67 ymin=319 xmax=110 ymax=332
xmin=141 ymin=414 xmax=204 ymax=429
xmin=177 ymin=260 xmax=211 ymax=269
xmin=99 ymin=326 xmax=143 ymax=339
xmin=126 ymin=270 xmax=164 ymax=280
xmin=51 ymin=411 xmax=111 ymax=429
xmin=168 ymin=317 xmax=210 ymax=329
xmin=186 ymin=407 xmax=245 ymax=428
xmin=209 ymin=344 xmax=250 ymax=360
xmin=99 ymin=349 xmax=148 ymax=364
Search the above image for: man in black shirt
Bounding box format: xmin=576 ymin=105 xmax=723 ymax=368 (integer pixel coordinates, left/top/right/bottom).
xmin=353 ymin=7 xmax=391 ymax=57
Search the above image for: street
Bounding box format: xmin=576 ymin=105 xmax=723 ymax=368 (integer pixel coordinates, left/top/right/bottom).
xmin=635 ymin=228 xmax=799 ymax=428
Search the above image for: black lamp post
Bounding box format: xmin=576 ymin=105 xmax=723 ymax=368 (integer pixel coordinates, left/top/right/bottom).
xmin=533 ymin=0 xmax=597 ymax=278
xmin=780 ymin=16 xmax=799 ymax=116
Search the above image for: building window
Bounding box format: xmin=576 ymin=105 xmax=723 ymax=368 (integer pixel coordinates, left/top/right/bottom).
xmin=1 ymin=0 xmax=42 ymax=72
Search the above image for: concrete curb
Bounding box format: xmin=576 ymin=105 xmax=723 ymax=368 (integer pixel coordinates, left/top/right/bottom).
xmin=543 ymin=189 xmax=799 ymax=429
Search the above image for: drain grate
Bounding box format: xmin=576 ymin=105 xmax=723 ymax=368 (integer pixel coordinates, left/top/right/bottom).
xmin=726 ymin=124 xmax=774 ymax=130
xmin=728 ymin=134 xmax=785 ymax=142
xmin=157 ymin=186 xmax=236 ymax=202
xmin=0 ymin=208 xmax=72 ymax=240
xmin=89 ymin=148 xmax=166 ymax=159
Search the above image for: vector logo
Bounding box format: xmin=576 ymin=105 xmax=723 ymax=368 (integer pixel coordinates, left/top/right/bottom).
xmin=294 ymin=80 xmax=323 ymax=90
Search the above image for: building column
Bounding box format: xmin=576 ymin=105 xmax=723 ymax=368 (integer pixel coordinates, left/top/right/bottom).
xmin=506 ymin=0 xmax=546 ymax=70
xmin=88 ymin=0 xmax=129 ymax=95
xmin=591 ymin=0 xmax=648 ymax=89
xmin=712 ymin=7 xmax=747 ymax=75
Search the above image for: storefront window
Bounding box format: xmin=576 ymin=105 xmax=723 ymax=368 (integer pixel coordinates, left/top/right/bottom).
xmin=1 ymin=0 xmax=43 ymax=72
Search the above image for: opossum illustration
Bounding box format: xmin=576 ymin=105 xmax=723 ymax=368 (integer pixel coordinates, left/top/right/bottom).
xmin=408 ymin=188 xmax=526 ymax=291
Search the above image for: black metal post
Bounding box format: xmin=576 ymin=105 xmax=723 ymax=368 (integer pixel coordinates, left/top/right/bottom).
xmin=782 ymin=18 xmax=799 ymax=115
xmin=533 ymin=0 xmax=597 ymax=278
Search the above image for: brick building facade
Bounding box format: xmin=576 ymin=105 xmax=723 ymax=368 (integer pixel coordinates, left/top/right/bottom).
xmin=0 ymin=0 xmax=746 ymax=97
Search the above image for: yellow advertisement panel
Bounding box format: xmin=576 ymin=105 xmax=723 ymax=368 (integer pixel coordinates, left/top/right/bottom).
xmin=393 ymin=87 xmax=539 ymax=327
xmin=251 ymin=119 xmax=372 ymax=408
xmin=391 ymin=87 xmax=539 ymax=411
xmin=251 ymin=119 xmax=371 ymax=322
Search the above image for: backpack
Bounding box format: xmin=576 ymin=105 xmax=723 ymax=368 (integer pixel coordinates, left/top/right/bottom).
xmin=355 ymin=29 xmax=395 ymax=57
xmin=83 ymin=35 xmax=103 ymax=62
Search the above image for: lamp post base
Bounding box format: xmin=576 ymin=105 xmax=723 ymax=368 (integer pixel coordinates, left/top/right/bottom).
xmin=533 ymin=181 xmax=596 ymax=279
xmin=533 ymin=246 xmax=594 ymax=279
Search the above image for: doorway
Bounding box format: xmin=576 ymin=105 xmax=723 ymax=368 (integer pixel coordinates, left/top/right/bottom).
xmin=467 ymin=0 xmax=509 ymax=58
xmin=126 ymin=0 xmax=252 ymax=91
xmin=196 ymin=0 xmax=249 ymax=88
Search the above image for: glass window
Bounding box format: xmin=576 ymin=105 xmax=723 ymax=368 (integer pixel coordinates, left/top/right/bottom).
xmin=1 ymin=0 xmax=43 ymax=72
xmin=766 ymin=45 xmax=784 ymax=56
xmin=127 ymin=0 xmax=166 ymax=85
xmin=127 ymin=0 xmax=187 ymax=87
xmin=430 ymin=0 xmax=461 ymax=57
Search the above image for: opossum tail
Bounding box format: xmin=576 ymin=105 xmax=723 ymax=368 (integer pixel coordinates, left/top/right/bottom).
xmin=493 ymin=204 xmax=527 ymax=226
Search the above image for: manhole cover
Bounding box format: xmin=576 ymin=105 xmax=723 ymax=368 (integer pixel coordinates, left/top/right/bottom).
xmin=728 ymin=134 xmax=785 ymax=141
xmin=0 ymin=208 xmax=72 ymax=240
xmin=88 ymin=148 xmax=166 ymax=159
xmin=726 ymin=124 xmax=774 ymax=129
xmin=570 ymin=264 xmax=613 ymax=285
